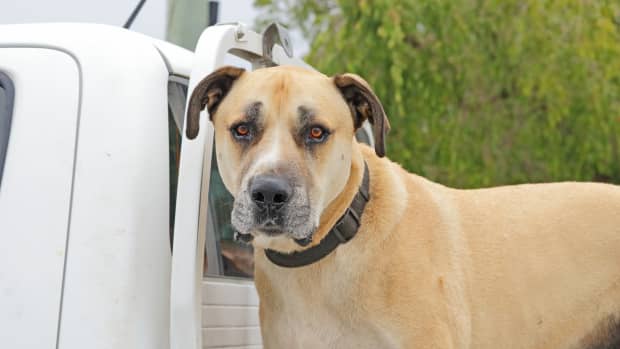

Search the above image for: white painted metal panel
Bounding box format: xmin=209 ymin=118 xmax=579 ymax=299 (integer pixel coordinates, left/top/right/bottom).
xmin=0 ymin=48 xmax=79 ymax=348
xmin=53 ymin=27 xmax=173 ymax=349
xmin=152 ymin=39 xmax=193 ymax=78
xmin=202 ymin=306 xmax=260 ymax=328
xmin=0 ymin=23 xmax=191 ymax=349
xmin=202 ymin=279 xmax=259 ymax=307
xmin=202 ymin=328 xmax=263 ymax=348
xmin=201 ymin=279 xmax=261 ymax=348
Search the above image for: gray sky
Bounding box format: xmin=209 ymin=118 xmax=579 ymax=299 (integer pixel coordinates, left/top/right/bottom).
xmin=0 ymin=0 xmax=169 ymax=38
xmin=0 ymin=0 xmax=307 ymax=56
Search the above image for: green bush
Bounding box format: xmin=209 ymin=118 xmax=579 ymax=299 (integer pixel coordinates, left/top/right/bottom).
xmin=255 ymin=0 xmax=620 ymax=188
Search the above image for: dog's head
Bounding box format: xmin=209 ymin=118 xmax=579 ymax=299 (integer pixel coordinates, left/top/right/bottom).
xmin=186 ymin=66 xmax=389 ymax=252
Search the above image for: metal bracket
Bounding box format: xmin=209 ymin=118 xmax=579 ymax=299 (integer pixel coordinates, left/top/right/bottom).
xmin=234 ymin=25 xmax=247 ymax=42
xmin=260 ymin=22 xmax=294 ymax=67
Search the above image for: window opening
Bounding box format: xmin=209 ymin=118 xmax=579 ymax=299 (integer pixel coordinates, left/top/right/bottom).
xmin=204 ymin=145 xmax=254 ymax=279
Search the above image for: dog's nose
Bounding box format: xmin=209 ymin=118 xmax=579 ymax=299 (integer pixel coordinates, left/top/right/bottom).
xmin=250 ymin=175 xmax=292 ymax=210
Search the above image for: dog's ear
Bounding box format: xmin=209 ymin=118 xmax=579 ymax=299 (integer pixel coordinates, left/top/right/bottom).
xmin=333 ymin=73 xmax=391 ymax=157
xmin=186 ymin=66 xmax=246 ymax=139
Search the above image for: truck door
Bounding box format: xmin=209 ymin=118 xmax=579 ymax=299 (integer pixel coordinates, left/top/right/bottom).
xmin=170 ymin=23 xmax=312 ymax=349
xmin=0 ymin=48 xmax=80 ymax=348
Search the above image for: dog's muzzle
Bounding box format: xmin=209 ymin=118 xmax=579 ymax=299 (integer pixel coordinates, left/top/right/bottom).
xmin=230 ymin=173 xmax=313 ymax=244
xmin=250 ymin=175 xmax=292 ymax=233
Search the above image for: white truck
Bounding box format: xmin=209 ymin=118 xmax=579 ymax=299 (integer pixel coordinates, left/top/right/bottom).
xmin=0 ymin=21 xmax=375 ymax=349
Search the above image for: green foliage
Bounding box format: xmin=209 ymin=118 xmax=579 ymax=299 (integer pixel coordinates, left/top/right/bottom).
xmin=255 ymin=0 xmax=620 ymax=187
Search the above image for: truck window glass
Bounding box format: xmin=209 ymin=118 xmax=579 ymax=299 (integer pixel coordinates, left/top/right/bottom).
xmin=0 ymin=72 xmax=15 ymax=188
xmin=205 ymin=148 xmax=254 ymax=278
xmin=168 ymin=79 xmax=187 ymax=251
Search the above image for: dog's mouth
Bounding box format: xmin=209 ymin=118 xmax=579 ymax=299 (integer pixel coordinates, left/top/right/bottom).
xmin=257 ymin=222 xmax=286 ymax=236
xmin=229 ymin=182 xmax=317 ymax=250
xmin=257 ymin=225 xmax=315 ymax=247
xmin=234 ymin=224 xmax=315 ymax=247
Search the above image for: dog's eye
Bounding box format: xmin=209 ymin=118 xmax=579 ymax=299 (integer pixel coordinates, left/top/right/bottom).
xmin=236 ymin=125 xmax=249 ymax=136
xmin=307 ymin=126 xmax=329 ymax=143
xmin=231 ymin=123 xmax=252 ymax=140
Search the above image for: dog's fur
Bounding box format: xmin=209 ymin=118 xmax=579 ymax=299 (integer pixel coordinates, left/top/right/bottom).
xmin=188 ymin=65 xmax=620 ymax=348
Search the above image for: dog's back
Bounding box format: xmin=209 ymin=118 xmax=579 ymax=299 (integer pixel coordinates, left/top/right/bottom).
xmin=451 ymin=182 xmax=620 ymax=348
xmin=388 ymin=164 xmax=620 ymax=348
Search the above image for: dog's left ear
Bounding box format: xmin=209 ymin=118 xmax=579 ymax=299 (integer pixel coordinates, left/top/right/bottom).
xmin=186 ymin=66 xmax=246 ymax=139
xmin=333 ymin=73 xmax=391 ymax=157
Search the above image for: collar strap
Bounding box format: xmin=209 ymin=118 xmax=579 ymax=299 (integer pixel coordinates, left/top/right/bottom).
xmin=265 ymin=162 xmax=370 ymax=268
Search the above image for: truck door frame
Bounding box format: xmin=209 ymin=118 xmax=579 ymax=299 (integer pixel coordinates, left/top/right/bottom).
xmin=170 ymin=23 xmax=314 ymax=349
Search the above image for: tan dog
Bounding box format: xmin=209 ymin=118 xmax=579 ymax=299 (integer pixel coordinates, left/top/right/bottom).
xmin=186 ymin=65 xmax=620 ymax=349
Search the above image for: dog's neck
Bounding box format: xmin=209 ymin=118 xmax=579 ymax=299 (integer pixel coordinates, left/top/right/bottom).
xmin=310 ymin=145 xmax=366 ymax=248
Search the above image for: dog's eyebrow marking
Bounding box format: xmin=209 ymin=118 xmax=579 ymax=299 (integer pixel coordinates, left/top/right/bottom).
xmin=245 ymin=101 xmax=262 ymax=122
xmin=298 ymin=105 xmax=315 ymax=126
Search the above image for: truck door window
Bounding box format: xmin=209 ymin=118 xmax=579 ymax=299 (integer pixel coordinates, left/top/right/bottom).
xmin=205 ymin=150 xmax=254 ymax=278
xmin=167 ymin=76 xmax=254 ymax=277
xmin=0 ymin=72 xmax=14 ymax=187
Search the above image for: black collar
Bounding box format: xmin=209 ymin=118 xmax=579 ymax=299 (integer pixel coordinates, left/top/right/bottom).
xmin=264 ymin=162 xmax=370 ymax=268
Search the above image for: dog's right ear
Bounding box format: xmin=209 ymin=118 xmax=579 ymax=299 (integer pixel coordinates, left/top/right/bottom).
xmin=186 ymin=66 xmax=245 ymax=139
xmin=333 ymin=73 xmax=391 ymax=157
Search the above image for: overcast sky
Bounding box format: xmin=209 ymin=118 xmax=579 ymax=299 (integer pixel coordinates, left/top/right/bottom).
xmin=0 ymin=0 xmax=307 ymax=56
